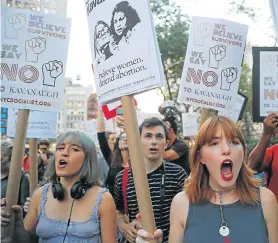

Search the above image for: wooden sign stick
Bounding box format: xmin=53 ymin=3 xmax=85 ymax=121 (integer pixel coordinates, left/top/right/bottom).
xmin=121 ymin=96 xmax=158 ymax=243
xmin=1 ymin=109 xmax=30 ymax=242
xmin=29 ymin=138 xmax=38 ymax=196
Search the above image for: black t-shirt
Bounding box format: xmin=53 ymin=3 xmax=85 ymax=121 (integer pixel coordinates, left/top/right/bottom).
xmin=114 ymin=162 xmax=187 ymax=243
xmin=166 ymin=138 xmax=190 ymax=174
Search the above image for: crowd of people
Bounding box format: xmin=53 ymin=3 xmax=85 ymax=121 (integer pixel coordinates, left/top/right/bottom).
xmin=1 ymin=112 xmax=277 ymax=243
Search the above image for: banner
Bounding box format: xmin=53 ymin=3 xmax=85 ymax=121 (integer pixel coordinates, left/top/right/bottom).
xmin=7 ymin=108 xmax=57 ymax=138
xmin=178 ymin=17 xmax=248 ymax=111
xmin=85 ymin=0 xmax=164 ymax=105
xmin=182 ymin=112 xmax=199 ymax=137
xmin=1 ymin=7 xmax=71 ymax=112
xmin=218 ymin=92 xmax=248 ymax=122
xmin=252 ymin=47 xmax=278 ymax=122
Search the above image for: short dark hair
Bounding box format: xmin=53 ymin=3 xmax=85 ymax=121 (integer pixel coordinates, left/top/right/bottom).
xmin=164 ymin=118 xmax=178 ymax=134
xmin=106 ymin=131 xmax=116 ymax=140
xmin=139 ymin=117 xmax=169 ymax=140
xmin=184 ymin=136 xmax=191 ymax=141
xmin=39 ymin=140 xmax=50 ymax=147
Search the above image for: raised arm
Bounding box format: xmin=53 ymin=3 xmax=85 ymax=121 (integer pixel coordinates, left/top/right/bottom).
xmin=248 ymin=113 xmax=278 ymax=172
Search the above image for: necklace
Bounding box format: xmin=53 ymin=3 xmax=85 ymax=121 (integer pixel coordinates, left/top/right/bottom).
xmin=210 ymin=186 xmax=236 ymax=242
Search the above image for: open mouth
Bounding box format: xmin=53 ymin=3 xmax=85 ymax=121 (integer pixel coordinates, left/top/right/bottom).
xmin=116 ymin=28 xmax=123 ymax=33
xmin=149 ymin=148 xmax=158 ymax=154
xmin=58 ymin=160 xmax=68 ymax=168
xmin=220 ymin=160 xmax=233 ymax=181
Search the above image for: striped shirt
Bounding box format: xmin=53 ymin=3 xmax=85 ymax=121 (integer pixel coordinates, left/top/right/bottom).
xmin=114 ymin=161 xmax=187 ymax=243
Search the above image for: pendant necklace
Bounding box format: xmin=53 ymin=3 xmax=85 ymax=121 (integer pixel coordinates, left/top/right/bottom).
xmin=210 ymin=187 xmax=235 ymax=243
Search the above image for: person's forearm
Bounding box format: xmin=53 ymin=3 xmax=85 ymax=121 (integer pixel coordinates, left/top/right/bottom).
xmin=248 ymin=134 xmax=272 ymax=171
xmin=97 ymin=110 xmax=106 ymax=133
xmin=117 ymin=211 xmax=127 ymax=231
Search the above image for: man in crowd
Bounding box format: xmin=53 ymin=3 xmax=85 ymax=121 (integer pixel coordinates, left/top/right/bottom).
xmin=1 ymin=140 xmax=29 ymax=207
xmin=114 ymin=117 xmax=187 ymax=243
xmin=37 ymin=140 xmax=53 ymax=182
xmin=249 ymin=112 xmax=278 ymax=202
xmin=163 ymin=117 xmax=190 ymax=174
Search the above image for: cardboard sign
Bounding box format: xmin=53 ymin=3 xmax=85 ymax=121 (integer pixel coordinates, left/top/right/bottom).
xmin=74 ymin=120 xmax=100 ymax=151
xmin=178 ymin=17 xmax=248 ymax=111
xmin=1 ymin=7 xmax=71 ymax=112
xmin=85 ymin=0 xmax=164 ymax=105
xmin=252 ymin=47 xmax=278 ymax=122
xmin=218 ymin=92 xmax=248 ymax=122
xmin=102 ymin=99 xmax=137 ymax=120
xmin=7 ymin=108 xmax=57 ymax=138
xmin=136 ymin=110 xmax=163 ymax=126
xmin=182 ymin=112 xmax=199 ymax=137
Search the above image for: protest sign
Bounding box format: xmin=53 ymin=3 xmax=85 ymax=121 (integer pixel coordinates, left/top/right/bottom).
xmin=7 ymin=108 xmax=57 ymax=138
xmin=252 ymin=47 xmax=278 ymax=122
xmin=136 ymin=110 xmax=163 ymax=126
xmin=102 ymin=98 xmax=137 ymax=119
xmin=182 ymin=112 xmax=199 ymax=137
xmin=85 ymin=0 xmax=164 ymax=105
xmin=1 ymin=7 xmax=71 ymax=112
xmin=218 ymin=92 xmax=248 ymax=122
xmin=178 ymin=17 xmax=248 ymax=111
xmin=74 ymin=120 xmax=100 ymax=151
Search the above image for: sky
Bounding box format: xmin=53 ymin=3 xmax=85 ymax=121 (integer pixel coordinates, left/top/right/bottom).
xmin=65 ymin=0 xmax=276 ymax=113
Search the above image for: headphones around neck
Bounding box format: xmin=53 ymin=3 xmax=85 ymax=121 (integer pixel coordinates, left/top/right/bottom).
xmin=52 ymin=180 xmax=90 ymax=201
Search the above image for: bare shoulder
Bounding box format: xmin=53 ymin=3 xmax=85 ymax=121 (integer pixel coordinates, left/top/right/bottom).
xmin=171 ymin=191 xmax=190 ymax=229
xmin=171 ymin=191 xmax=190 ymax=217
xmin=172 ymin=191 xmax=190 ymax=206
xmin=31 ymin=186 xmax=43 ymax=205
xmin=260 ymin=187 xmax=277 ymax=203
xmin=260 ymin=187 xmax=277 ymax=222
xmin=98 ymin=189 xmax=115 ymax=215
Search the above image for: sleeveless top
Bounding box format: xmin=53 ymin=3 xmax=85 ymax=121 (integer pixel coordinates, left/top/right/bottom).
xmin=184 ymin=200 xmax=269 ymax=243
xmin=36 ymin=184 xmax=108 ymax=243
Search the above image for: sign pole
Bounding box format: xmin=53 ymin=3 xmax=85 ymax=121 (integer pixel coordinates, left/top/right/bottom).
xmin=121 ymin=96 xmax=158 ymax=243
xmin=29 ymin=138 xmax=38 ymax=195
xmin=1 ymin=109 xmax=30 ymax=242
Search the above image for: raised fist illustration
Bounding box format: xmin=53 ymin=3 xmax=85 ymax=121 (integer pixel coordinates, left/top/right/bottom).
xmin=194 ymin=23 xmax=211 ymax=46
xmin=5 ymin=14 xmax=26 ymax=39
xmin=25 ymin=37 xmax=46 ymax=63
xmin=42 ymin=61 xmax=63 ymax=87
xmin=209 ymin=45 xmax=226 ymax=69
xmin=220 ymin=67 xmax=237 ymax=91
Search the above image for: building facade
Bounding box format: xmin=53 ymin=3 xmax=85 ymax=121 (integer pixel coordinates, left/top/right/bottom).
xmin=87 ymin=93 xmax=98 ymax=120
xmin=2 ymin=0 xmax=67 ymax=17
xmin=57 ymin=77 xmax=93 ymax=134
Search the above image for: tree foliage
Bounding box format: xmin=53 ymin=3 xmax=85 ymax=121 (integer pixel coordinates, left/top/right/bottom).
xmin=150 ymin=0 xmax=190 ymax=101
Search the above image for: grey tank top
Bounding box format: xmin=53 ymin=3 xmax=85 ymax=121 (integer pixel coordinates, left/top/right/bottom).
xmin=184 ymin=200 xmax=269 ymax=243
xmin=36 ymin=184 xmax=108 ymax=243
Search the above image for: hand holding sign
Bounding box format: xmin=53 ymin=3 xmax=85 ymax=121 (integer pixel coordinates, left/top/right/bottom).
xmin=220 ymin=67 xmax=237 ymax=91
xmin=209 ymin=45 xmax=226 ymax=69
xmin=42 ymin=60 xmax=63 ymax=87
xmin=4 ymin=14 xmax=26 ymax=39
xmin=25 ymin=37 xmax=46 ymax=63
xmin=194 ymin=23 xmax=211 ymax=46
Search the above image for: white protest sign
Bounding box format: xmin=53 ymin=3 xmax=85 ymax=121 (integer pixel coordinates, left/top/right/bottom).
xmin=7 ymin=108 xmax=57 ymax=138
xmin=218 ymin=93 xmax=246 ymax=121
xmin=259 ymin=51 xmax=278 ymax=116
xmin=85 ymin=0 xmax=164 ymax=105
xmin=1 ymin=7 xmax=71 ymax=112
xmin=136 ymin=111 xmax=163 ymax=126
xmin=178 ymin=17 xmax=248 ymax=111
xmin=74 ymin=120 xmax=100 ymax=151
xmin=182 ymin=112 xmax=199 ymax=137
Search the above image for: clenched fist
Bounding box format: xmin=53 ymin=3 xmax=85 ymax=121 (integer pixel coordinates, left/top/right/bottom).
xmin=209 ymin=45 xmax=226 ymax=69
xmin=5 ymin=14 xmax=26 ymax=39
xmin=25 ymin=37 xmax=46 ymax=63
xmin=220 ymin=67 xmax=237 ymax=91
xmin=42 ymin=60 xmax=63 ymax=87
